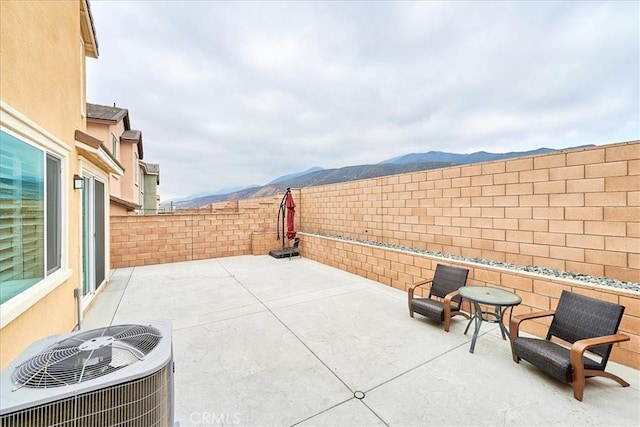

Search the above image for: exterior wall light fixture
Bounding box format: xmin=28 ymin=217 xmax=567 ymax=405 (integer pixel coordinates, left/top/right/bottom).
xmin=73 ymin=174 xmax=84 ymax=190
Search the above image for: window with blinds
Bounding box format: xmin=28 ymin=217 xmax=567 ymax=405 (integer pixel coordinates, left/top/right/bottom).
xmin=0 ymin=130 xmax=61 ymax=304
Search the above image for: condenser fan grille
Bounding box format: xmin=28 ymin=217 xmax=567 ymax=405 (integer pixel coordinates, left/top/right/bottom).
xmin=13 ymin=324 xmax=162 ymax=389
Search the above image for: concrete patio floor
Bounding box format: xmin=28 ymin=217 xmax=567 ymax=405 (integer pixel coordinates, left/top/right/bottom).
xmin=83 ymin=255 xmax=640 ymax=426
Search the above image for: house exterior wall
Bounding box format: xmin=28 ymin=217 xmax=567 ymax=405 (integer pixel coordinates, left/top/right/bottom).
xmin=0 ymin=1 xmax=84 ymax=138
xmin=0 ymin=0 xmax=98 ymax=370
xmin=87 ymin=120 xmax=126 ymax=199
xmin=142 ymin=173 xmax=159 ymax=214
xmin=110 ymin=203 xmax=130 ymax=217
xmin=119 ymin=141 xmax=139 ymax=203
xmin=109 ymin=142 xmax=639 ymax=368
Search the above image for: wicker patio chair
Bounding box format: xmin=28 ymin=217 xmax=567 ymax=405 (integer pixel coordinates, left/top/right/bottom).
xmin=510 ymin=290 xmax=630 ymax=401
xmin=408 ymin=264 xmax=469 ymax=332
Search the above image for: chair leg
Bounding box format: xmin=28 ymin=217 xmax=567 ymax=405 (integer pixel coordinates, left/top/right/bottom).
xmin=572 ymin=369 xmax=631 ymax=401
xmin=572 ymin=379 xmax=585 ymax=401
xmin=584 ymin=369 xmax=630 ymax=387
xmin=571 ymin=357 xmax=586 ymax=401
xmin=408 ymin=291 xmax=414 ymax=317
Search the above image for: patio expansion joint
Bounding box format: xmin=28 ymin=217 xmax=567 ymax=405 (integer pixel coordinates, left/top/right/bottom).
xmin=262 ymin=286 xmax=370 ymax=310
xmin=290 ymin=396 xmax=390 ymax=427
xmin=362 ymin=337 xmax=477 ymax=397
xmin=107 ymin=267 xmax=135 ymax=326
xmin=218 ymin=263 xmax=359 ymax=394
xmin=170 ymin=303 xmax=269 ymax=333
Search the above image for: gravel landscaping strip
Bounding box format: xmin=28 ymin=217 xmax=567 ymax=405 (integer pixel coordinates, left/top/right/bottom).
xmin=305 ymin=232 xmax=640 ymax=293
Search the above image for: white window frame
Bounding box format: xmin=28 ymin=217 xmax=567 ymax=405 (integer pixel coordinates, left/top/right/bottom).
xmin=111 ymin=133 xmax=118 ymax=159
xmin=0 ymin=101 xmax=72 ymax=328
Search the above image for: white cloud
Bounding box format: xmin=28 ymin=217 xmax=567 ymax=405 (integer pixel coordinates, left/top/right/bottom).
xmin=86 ymin=0 xmax=639 ymax=200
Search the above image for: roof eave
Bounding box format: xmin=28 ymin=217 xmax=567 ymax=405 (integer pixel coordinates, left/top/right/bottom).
xmin=80 ymin=0 xmax=99 ymax=58
xmin=121 ymin=130 xmax=144 ymax=159
xmin=110 ymin=195 xmax=141 ymax=211
xmin=75 ymin=130 xmax=124 ymax=176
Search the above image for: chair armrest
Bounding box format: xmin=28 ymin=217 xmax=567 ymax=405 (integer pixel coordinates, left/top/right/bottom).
xmin=409 ymin=279 xmax=433 ymax=291
xmin=443 ymin=290 xmax=461 ymax=317
xmin=571 ymin=333 xmax=630 ymax=356
xmin=408 ymin=279 xmax=433 ymax=300
xmin=443 ymin=290 xmax=460 ymax=306
xmin=509 ymin=310 xmax=555 ymax=343
xmin=570 ymin=333 xmax=631 ymax=397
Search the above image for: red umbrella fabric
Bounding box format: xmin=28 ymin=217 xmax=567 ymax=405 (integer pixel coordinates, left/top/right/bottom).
xmin=286 ymin=191 xmax=297 ymax=239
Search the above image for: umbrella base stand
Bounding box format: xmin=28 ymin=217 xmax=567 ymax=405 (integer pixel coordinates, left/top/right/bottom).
xmin=269 ymin=247 xmax=300 ymax=259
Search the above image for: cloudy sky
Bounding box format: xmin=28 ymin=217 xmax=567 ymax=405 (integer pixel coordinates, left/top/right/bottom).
xmin=86 ymin=1 xmax=639 ymax=201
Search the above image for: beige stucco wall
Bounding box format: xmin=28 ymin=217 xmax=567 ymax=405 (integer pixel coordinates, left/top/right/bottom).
xmin=0 ymin=0 xmax=93 ymax=370
xmin=119 ymin=141 xmax=140 ymax=203
xmin=0 ymin=1 xmax=84 ymax=139
xmin=87 ymin=120 xmax=127 ymax=199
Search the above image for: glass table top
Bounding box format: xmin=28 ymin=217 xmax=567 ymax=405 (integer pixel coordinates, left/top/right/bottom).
xmin=458 ymin=286 xmax=522 ymax=306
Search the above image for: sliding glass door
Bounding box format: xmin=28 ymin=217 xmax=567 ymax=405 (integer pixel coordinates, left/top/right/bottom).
xmin=81 ymin=174 xmax=106 ymax=305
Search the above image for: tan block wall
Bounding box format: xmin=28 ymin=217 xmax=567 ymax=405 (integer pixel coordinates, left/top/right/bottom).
xmin=109 ymin=142 xmax=639 ymax=369
xmin=300 ymin=232 xmax=640 ymax=369
xmin=111 ymin=195 xmax=290 ymax=267
xmin=301 ymin=141 xmax=640 ymax=284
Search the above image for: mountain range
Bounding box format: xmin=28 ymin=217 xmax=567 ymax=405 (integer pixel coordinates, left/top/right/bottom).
xmin=168 ymin=146 xmax=592 ymax=209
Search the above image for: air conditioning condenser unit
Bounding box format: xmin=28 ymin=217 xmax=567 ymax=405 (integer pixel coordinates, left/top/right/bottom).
xmin=0 ymin=319 xmax=174 ymax=427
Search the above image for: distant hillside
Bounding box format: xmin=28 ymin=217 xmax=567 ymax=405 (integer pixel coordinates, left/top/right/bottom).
xmin=172 ymin=145 xmax=595 ymax=209
xmin=267 ymin=167 xmax=324 ymax=184
xmin=171 ymin=161 xmax=452 ymax=209
xmin=380 ymin=147 xmax=589 ymax=165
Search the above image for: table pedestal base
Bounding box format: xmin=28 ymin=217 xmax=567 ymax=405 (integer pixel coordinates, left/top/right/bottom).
xmin=463 ymin=303 xmax=513 ymax=353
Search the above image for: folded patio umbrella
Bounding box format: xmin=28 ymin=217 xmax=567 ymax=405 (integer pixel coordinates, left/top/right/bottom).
xmin=286 ymin=191 xmax=296 ymax=240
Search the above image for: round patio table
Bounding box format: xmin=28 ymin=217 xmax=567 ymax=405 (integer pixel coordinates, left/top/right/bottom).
xmin=458 ymin=286 xmax=521 ymax=354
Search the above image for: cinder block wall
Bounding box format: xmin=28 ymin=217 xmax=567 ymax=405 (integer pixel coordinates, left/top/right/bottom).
xmin=300 ymin=232 xmax=639 ymax=369
xmin=301 ymin=141 xmax=639 ymax=284
xmin=109 ymin=142 xmax=639 ymax=368
xmin=111 ymin=195 xmax=290 ymax=267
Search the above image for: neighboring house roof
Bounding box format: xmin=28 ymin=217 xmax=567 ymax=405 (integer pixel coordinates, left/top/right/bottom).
xmin=74 ymin=130 xmax=125 ymax=176
xmin=121 ymin=129 xmax=144 ymax=159
xmin=86 ymin=103 xmax=130 ymax=128
xmin=140 ymin=161 xmax=160 ymax=184
xmin=86 ymin=103 xmax=144 ymax=159
xmin=80 ymin=0 xmax=98 ymax=58
xmin=110 ymin=195 xmax=141 ymax=212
